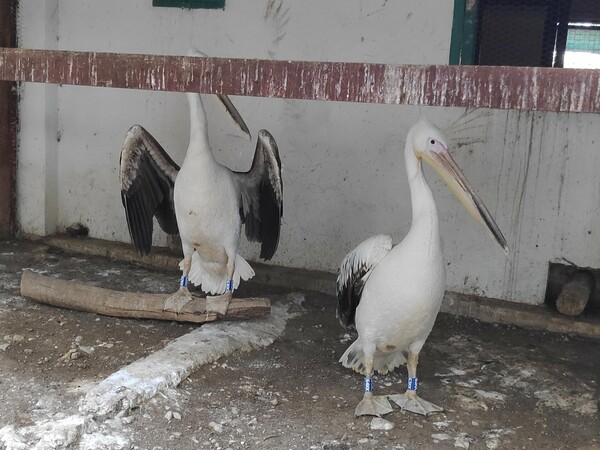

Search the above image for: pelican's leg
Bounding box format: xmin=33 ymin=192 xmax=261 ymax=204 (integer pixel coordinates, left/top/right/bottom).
xmin=354 ymin=353 xmax=393 ymax=417
xmin=388 ymin=351 xmax=443 ymax=416
xmin=205 ymin=250 xmax=234 ymax=315
xmin=163 ymin=243 xmax=195 ymax=313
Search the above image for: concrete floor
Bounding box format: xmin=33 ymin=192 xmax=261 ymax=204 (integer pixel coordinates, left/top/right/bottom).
xmin=0 ymin=238 xmax=599 ymax=449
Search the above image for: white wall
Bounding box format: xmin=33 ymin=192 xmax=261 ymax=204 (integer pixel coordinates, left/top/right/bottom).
xmin=16 ymin=0 xmax=600 ymax=305
xmin=17 ymin=0 xmax=59 ymax=236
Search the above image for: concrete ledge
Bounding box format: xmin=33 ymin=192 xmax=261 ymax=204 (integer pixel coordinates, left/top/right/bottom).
xmin=41 ymin=235 xmax=600 ymax=339
xmin=442 ymin=292 xmax=600 ymax=339
xmin=43 ymin=235 xmax=338 ymax=295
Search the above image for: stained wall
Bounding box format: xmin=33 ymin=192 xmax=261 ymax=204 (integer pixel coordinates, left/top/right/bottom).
xmin=16 ymin=1 xmax=600 ymax=304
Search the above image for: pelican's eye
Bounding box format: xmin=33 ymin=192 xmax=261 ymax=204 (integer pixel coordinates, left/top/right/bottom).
xmin=426 ymin=137 xmax=445 ymax=154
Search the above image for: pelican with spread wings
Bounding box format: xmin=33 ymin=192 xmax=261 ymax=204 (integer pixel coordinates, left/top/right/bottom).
xmin=119 ymin=51 xmax=283 ymax=313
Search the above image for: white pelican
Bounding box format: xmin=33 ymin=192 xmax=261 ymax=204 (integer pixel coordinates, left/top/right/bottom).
xmin=119 ymin=52 xmax=283 ymax=313
xmin=337 ymin=118 xmax=507 ymax=417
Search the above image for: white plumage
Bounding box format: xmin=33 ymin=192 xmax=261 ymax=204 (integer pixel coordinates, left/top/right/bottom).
xmin=337 ymin=118 xmax=507 ymax=417
xmin=184 ymin=250 xmax=255 ymax=295
xmin=119 ymin=51 xmax=283 ymax=311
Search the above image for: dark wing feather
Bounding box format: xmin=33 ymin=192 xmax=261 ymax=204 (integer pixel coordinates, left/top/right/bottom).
xmin=119 ymin=125 xmax=180 ymax=255
xmin=336 ymin=235 xmax=393 ymax=329
xmin=232 ymin=129 xmax=283 ymax=260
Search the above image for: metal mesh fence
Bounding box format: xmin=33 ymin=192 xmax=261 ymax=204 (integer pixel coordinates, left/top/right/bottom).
xmin=473 ymin=0 xmax=600 ymax=68
xmin=565 ymin=26 xmax=600 ymax=68
xmin=567 ymin=27 xmax=600 ymax=52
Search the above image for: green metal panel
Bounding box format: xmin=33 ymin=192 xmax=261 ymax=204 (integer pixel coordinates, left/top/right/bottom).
xmin=461 ymin=0 xmax=479 ymax=65
xmin=450 ymin=0 xmax=479 ymax=65
xmin=449 ymin=0 xmax=467 ymax=64
xmin=152 ymin=0 xmax=225 ymax=9
xmin=566 ymin=28 xmax=600 ymax=52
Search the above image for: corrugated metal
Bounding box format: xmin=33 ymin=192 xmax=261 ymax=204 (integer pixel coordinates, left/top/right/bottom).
xmin=1 ymin=48 xmax=599 ymax=113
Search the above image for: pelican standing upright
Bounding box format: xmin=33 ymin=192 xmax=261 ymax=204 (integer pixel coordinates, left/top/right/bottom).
xmin=337 ymin=118 xmax=508 ymax=417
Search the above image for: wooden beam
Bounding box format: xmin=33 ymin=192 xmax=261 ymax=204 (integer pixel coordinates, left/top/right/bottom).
xmin=1 ymin=47 xmax=600 ymax=113
xmin=20 ymin=270 xmax=271 ymax=324
xmin=0 ymin=5 xmax=17 ymax=236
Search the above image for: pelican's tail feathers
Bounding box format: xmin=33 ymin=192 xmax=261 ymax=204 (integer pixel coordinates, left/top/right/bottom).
xmin=340 ymin=339 xmax=407 ymax=376
xmin=373 ymin=351 xmax=407 ymax=375
xmin=184 ymin=252 xmax=223 ymax=295
xmin=233 ymin=254 xmax=255 ymax=288
xmin=340 ymin=340 xmax=367 ymax=376
xmin=182 ymin=252 xmax=255 ymax=295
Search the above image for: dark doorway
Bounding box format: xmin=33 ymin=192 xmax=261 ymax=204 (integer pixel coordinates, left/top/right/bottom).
xmin=0 ymin=0 xmax=18 ymax=236
xmin=451 ymin=0 xmax=600 ymax=68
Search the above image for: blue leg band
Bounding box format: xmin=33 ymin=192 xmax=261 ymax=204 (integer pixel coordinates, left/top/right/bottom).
xmin=226 ymin=279 xmax=234 ymax=292
xmin=364 ymin=377 xmax=372 ymax=393
xmin=180 ymin=276 xmax=188 ymax=288
xmin=408 ymin=377 xmax=418 ymax=391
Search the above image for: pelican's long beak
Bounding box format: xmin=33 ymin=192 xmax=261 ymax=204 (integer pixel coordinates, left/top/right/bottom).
xmin=420 ymin=140 xmax=509 ymax=254
xmin=216 ymin=93 xmax=252 ymax=140
xmin=186 ymin=49 xmax=252 ymax=140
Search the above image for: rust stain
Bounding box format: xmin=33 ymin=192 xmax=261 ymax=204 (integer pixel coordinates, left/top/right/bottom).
xmin=0 ymin=48 xmax=599 ymax=113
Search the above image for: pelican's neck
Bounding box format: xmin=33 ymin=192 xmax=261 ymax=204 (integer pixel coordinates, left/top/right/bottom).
xmin=185 ymin=92 xmax=213 ymax=162
xmin=404 ymin=144 xmax=441 ymax=253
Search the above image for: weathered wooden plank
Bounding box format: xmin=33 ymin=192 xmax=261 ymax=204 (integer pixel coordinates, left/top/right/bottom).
xmin=20 ymin=270 xmax=271 ymax=324
xmin=1 ymin=47 xmax=599 ymax=113
xmin=556 ymin=271 xmax=594 ymax=317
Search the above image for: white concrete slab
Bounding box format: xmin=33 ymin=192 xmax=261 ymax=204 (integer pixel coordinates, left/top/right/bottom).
xmin=0 ymin=293 xmax=304 ymax=450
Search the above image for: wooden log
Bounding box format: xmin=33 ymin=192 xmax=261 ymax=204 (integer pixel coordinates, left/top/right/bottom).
xmin=555 ymin=271 xmax=594 ymax=317
xmin=20 ymin=270 xmax=270 ymax=324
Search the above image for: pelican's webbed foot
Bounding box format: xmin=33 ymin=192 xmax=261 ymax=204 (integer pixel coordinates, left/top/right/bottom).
xmin=388 ymin=390 xmax=443 ymax=416
xmin=206 ymin=291 xmax=232 ymax=315
xmin=163 ymin=287 xmax=194 ymax=313
xmin=355 ymin=392 xmax=393 ymax=417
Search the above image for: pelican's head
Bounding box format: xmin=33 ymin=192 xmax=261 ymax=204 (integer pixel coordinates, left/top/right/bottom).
xmin=409 ymin=118 xmax=509 ymax=254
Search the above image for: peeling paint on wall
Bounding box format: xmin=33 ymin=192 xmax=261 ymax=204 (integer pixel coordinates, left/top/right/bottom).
xmin=2 ymin=48 xmax=600 ymax=113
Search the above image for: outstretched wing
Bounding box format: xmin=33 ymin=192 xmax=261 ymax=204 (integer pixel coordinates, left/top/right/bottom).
xmin=119 ymin=125 xmax=180 ymax=255
xmin=336 ymin=235 xmax=393 ymax=329
xmin=232 ymin=129 xmax=283 ymax=260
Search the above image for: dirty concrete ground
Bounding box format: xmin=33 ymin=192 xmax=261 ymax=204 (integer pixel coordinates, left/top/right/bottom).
xmin=0 ymin=239 xmax=598 ymax=449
